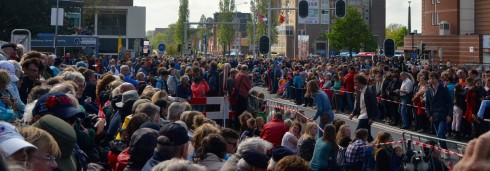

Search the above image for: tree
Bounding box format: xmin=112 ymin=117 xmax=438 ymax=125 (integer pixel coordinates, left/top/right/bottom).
xmin=218 ymin=0 xmax=236 ymax=57
xmin=174 ymin=0 xmax=190 ymax=47
xmin=246 ymin=0 xmax=279 ymax=49
xmin=149 ymin=33 xmax=165 ymax=50
xmin=386 ymin=23 xmax=408 ymax=47
xmin=327 ymin=8 xmax=372 ymax=58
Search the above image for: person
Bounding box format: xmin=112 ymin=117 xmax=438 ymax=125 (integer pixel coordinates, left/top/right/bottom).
xmin=20 ymin=57 xmax=44 ymax=104
xmin=293 ymin=70 xmax=304 ymax=105
xmin=373 ymin=132 xmax=394 ymax=171
xmin=220 ymin=128 xmax=239 ymax=161
xmin=18 ymin=127 xmax=61 ymax=171
xmin=176 ymin=75 xmax=192 ymax=100
xmin=142 ymin=123 xmax=190 ymax=171
xmin=0 ymin=70 xmax=17 ymax=122
xmin=425 ymin=72 xmax=453 ymax=151
xmin=349 ymin=75 xmax=377 ymax=142
xmin=345 ymin=129 xmax=369 ymax=171
xmin=452 ymin=83 xmax=465 ymax=139
xmin=306 ymin=80 xmax=334 ymax=137
xmin=422 ymin=140 xmax=450 ymax=171
xmin=204 ymin=62 xmax=220 ymax=97
xmin=310 ymin=124 xmax=338 ymax=171
xmin=0 ymin=121 xmax=38 ymax=165
xmin=0 ymin=43 xmax=16 ymax=61
xmin=124 ymin=128 xmax=159 ymax=171
xmin=260 ymin=113 xmax=288 ymax=147
xmin=454 ymin=130 xmax=490 ymax=170
xmin=240 ymin=118 xmax=256 ymax=142
xmin=167 ymin=68 xmax=180 ymax=96
xmin=235 ymin=65 xmax=252 ymax=130
xmin=155 ymin=69 xmax=169 ymax=93
xmin=220 ymin=137 xmax=272 ymax=171
xmin=336 ymin=125 xmax=352 ymax=147
xmin=297 ymin=122 xmax=318 ymax=162
xmin=120 ymin=65 xmax=138 ymax=87
xmin=397 ymin=72 xmax=414 ymax=129
xmin=194 ymin=134 xmax=227 ymax=171
xmin=281 ymin=122 xmax=301 ymax=153
xmin=344 ymin=66 xmax=357 ymax=113
xmin=275 ymin=155 xmax=310 ymax=171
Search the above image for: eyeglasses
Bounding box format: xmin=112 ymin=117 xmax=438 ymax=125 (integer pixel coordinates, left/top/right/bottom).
xmin=32 ymin=154 xmax=56 ymax=164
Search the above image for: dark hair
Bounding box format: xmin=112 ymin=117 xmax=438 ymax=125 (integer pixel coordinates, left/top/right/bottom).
xmin=45 ymin=77 xmax=64 ymax=86
xmin=220 ymin=128 xmax=239 ymax=140
xmin=354 ymin=74 xmax=368 ymax=86
xmin=21 ymin=58 xmax=45 ymax=71
xmin=210 ymin=61 xmax=217 ymax=70
xmin=83 ymin=69 xmax=95 ymax=81
xmin=123 ymin=113 xmax=151 ymax=146
xmin=322 ymin=124 xmax=338 ymax=154
xmin=273 ymin=112 xmax=283 ymax=120
xmin=332 ymin=119 xmax=345 ymax=133
xmin=193 ymin=76 xmax=203 ymax=84
xmin=194 ymin=133 xmax=227 ymax=162
xmin=54 ymin=57 xmax=62 ymax=66
xmin=429 ymin=71 xmax=440 ymax=80
xmin=423 ymin=140 xmax=438 ymax=157
xmin=354 ymin=129 xmax=369 ymax=141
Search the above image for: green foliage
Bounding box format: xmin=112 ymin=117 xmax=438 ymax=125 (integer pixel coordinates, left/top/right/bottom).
xmin=150 ymin=33 xmax=165 ymax=49
xmin=189 ymin=14 xmax=211 ymax=52
xmin=174 ymin=0 xmax=190 ymax=45
xmin=246 ymin=0 xmax=279 ymax=47
xmin=218 ymin=0 xmax=236 ymax=55
xmin=386 ymin=23 xmax=408 ymax=47
xmin=327 ymin=8 xmax=372 ymax=57
xmin=165 ymin=43 xmax=179 ymax=56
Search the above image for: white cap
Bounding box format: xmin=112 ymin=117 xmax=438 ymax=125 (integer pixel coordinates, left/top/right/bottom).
xmin=0 ymin=61 xmax=19 ymax=82
xmin=0 ymin=122 xmax=37 ymax=156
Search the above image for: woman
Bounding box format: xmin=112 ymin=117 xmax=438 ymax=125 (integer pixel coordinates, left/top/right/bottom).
xmin=373 ymin=132 xmax=394 ymax=171
xmin=306 ymin=80 xmax=334 ymax=137
xmin=413 ymin=76 xmax=429 ymax=132
xmin=0 ymin=70 xmax=17 ymax=122
xmin=190 ymin=123 xmax=221 ymax=161
xmin=387 ymin=73 xmax=401 ymax=126
xmin=176 ymin=75 xmax=192 ymax=100
xmin=281 ymin=122 xmax=301 ymax=153
xmin=18 ymin=127 xmax=60 ymax=171
xmin=452 ymin=83 xmax=466 ymax=139
xmin=20 ymin=58 xmax=44 ymax=104
xmin=191 ymin=76 xmax=209 ymax=98
xmin=335 ymin=125 xmax=352 ymax=147
xmin=310 ymin=124 xmax=338 ymax=171
xmin=297 ymin=122 xmax=318 ymax=162
xmin=194 ymin=134 xmax=227 ymax=171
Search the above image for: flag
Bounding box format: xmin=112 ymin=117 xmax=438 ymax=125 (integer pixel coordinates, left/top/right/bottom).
xmin=117 ymin=35 xmax=122 ymax=53
xmin=257 ymin=13 xmax=268 ymax=23
xmin=278 ymin=12 xmax=285 ymax=24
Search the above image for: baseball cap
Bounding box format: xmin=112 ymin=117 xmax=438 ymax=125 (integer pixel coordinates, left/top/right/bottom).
xmin=32 ymin=92 xmax=86 ymax=120
xmin=0 ymin=61 xmax=19 ymax=82
xmin=1 ymin=43 xmax=16 ymax=49
xmin=158 ymin=122 xmax=189 ymax=146
xmin=0 ymin=121 xmax=37 ymax=156
xmin=116 ymin=90 xmax=139 ymax=108
xmin=160 ymin=70 xmax=170 ymax=76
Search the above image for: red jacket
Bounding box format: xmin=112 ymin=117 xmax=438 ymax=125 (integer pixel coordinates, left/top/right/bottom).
xmin=191 ymin=81 xmax=209 ymax=98
xmin=344 ymin=71 xmax=357 ymax=92
xmin=465 ymin=88 xmax=477 ymax=123
xmin=235 ymin=72 xmax=252 ymax=97
xmin=260 ymin=118 xmax=288 ymax=146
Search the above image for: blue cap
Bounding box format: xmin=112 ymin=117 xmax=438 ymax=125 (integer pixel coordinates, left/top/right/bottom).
xmin=32 ymin=92 xmax=85 ymax=120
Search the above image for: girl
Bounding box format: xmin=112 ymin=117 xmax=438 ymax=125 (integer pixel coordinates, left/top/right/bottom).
xmin=306 ymin=80 xmax=335 ymax=137
xmin=310 ymin=124 xmax=338 ymax=171
xmin=452 ymin=84 xmax=466 ymax=139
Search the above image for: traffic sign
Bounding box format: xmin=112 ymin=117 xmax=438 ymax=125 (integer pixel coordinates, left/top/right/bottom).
xmin=158 ymin=44 xmax=166 ymax=52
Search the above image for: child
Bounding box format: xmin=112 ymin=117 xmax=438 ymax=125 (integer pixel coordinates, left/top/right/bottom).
xmin=257 ymin=106 xmax=267 ymax=121
xmin=257 ymin=92 xmax=266 ymax=109
xmin=240 ymin=118 xmax=256 ymax=142
xmin=254 ymin=117 xmax=265 ymax=136
xmin=391 ymin=145 xmax=404 ymax=171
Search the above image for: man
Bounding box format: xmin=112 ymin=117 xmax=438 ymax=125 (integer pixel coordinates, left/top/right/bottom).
xmin=0 ymin=43 xmax=16 ymax=61
xmin=345 ymin=129 xmax=369 ymax=171
xmin=167 ymin=102 xmax=184 ymax=122
xmin=234 ymin=65 xmax=252 ymax=129
xmin=120 ymin=65 xmax=138 ymax=87
xmin=156 ymin=69 xmax=170 ymax=93
xmin=260 ymin=113 xmax=288 ymax=147
xmin=167 ymin=68 xmax=180 ymax=96
xmin=204 ymin=62 xmax=220 ymax=97
xmin=127 ymin=61 xmax=136 ymax=78
xmin=397 ymin=72 xmax=413 ymax=129
xmin=344 ymin=66 xmax=357 ymax=113
xmin=142 ymin=122 xmax=190 ymax=171
xmin=221 ymin=137 xmax=272 ymax=171
xmin=349 ymin=75 xmax=377 ymax=142
xmin=221 ymin=128 xmax=239 ymax=160
xmin=425 ymin=71 xmax=453 ymax=152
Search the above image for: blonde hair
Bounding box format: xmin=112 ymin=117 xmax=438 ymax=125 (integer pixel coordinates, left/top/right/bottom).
xmin=18 ymin=127 xmax=61 ymax=158
xmin=336 ymin=125 xmax=350 ymax=145
xmin=302 ymin=122 xmax=317 ymax=139
xmin=0 ymin=70 xmax=10 ymax=87
xmin=192 ymin=123 xmax=221 ymax=154
xmin=151 ymin=90 xmax=168 ymax=103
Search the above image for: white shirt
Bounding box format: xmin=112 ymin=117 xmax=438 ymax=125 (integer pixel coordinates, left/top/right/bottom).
xmin=281 ymin=132 xmax=297 ymax=153
xmin=358 ymin=86 xmax=368 ymax=120
xmin=400 ymin=77 xmax=413 ymax=96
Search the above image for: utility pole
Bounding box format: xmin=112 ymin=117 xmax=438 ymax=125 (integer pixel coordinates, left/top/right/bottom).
xmin=267 ymin=0 xmax=272 ymax=58
xmin=408 ymin=1 xmax=411 ymax=35
xmin=54 ymin=0 xmax=60 ymax=55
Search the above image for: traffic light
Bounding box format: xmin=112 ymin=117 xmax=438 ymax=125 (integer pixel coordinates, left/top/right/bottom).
xmin=384 ymin=39 xmax=395 ymax=57
xmin=259 ymin=36 xmax=270 ymax=55
xmin=299 ymin=0 xmax=309 ymax=18
xmin=421 ymin=43 xmax=426 ymax=55
xmin=335 ymin=0 xmax=346 ymax=18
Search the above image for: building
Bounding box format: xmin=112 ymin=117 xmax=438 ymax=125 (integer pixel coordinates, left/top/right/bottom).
xmin=209 ymin=12 xmax=251 ymax=56
xmin=272 ymin=0 xmax=385 ymax=59
xmin=403 ymin=0 xmax=490 ymax=64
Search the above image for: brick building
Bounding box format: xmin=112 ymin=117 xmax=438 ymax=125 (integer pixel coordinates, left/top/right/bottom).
xmin=403 ymin=0 xmax=490 ymax=64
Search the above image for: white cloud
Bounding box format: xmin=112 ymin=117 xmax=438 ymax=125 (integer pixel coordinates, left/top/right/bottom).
xmin=136 ymin=0 xmax=421 ymax=32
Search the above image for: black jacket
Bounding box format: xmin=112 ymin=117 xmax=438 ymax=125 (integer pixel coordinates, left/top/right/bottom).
xmin=353 ymin=86 xmax=378 ymax=119
xmin=425 ymin=84 xmax=453 ymax=122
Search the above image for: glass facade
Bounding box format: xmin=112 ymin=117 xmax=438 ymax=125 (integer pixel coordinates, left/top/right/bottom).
xmin=97 ymin=10 xmax=127 ymax=35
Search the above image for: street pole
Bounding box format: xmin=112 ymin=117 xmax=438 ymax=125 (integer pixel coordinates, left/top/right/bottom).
xmin=408 ymin=1 xmax=411 ymax=35
xmin=267 ymin=0 xmax=272 ymax=58
xmin=252 ymin=10 xmax=257 ymax=59
xmin=54 ymin=0 xmax=60 ymax=55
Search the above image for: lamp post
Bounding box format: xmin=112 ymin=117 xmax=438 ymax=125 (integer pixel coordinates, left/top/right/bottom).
xmin=235 ymin=2 xmax=247 ymax=57
xmin=408 ymin=1 xmax=411 ymax=36
xmin=411 ymin=30 xmax=417 ymax=63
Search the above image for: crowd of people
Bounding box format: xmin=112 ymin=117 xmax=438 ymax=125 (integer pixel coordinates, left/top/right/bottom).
xmin=0 ymin=41 xmax=489 ymax=171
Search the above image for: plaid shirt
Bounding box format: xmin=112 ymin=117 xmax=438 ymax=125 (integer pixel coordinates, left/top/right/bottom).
xmin=345 ymin=139 xmax=366 ymax=163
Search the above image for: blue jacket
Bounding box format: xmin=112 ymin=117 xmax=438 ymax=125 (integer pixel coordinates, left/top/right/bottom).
xmin=155 ymin=77 xmax=167 ymax=91
xmin=310 ymin=139 xmax=336 ymax=171
xmin=8 ymin=82 xmax=24 ymax=119
xmin=425 ymin=84 xmax=453 ymax=122
xmin=124 ymin=75 xmax=138 ymax=87
xmin=142 ymin=151 xmax=172 ymax=171
xmin=293 ymin=75 xmax=304 ymax=88
xmin=313 ymin=91 xmax=334 ymax=122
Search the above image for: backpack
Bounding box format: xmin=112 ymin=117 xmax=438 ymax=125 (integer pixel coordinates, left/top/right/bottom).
xmin=206 ymin=71 xmax=218 ymax=92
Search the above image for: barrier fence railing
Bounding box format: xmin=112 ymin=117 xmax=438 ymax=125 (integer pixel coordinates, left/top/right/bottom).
xmin=402 ymin=131 xmax=467 ymax=162
xmin=188 ymin=97 xmax=230 ymax=127
xmin=266 ymin=99 xmax=301 ymax=122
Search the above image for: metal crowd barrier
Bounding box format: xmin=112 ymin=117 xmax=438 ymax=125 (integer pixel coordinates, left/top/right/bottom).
xmin=265 ymin=99 xmax=301 ymax=122
xmin=402 ymin=131 xmax=467 ymax=161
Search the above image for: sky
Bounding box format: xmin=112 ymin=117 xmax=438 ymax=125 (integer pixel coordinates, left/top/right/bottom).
xmin=134 ymin=0 xmax=421 ymax=33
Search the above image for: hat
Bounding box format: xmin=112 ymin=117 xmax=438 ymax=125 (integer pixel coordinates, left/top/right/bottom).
xmin=8 ymin=60 xmax=23 ymax=74
xmin=0 ymin=122 xmax=37 ymax=156
xmin=160 ymin=70 xmax=170 ymax=76
xmin=158 ymin=122 xmax=189 ymax=146
xmin=271 ymin=146 xmax=294 ymax=162
xmin=116 ymin=90 xmax=139 ymax=108
xmin=139 ymin=121 xmax=162 ymax=131
xmin=1 ymin=43 xmax=16 ymax=49
xmin=32 ymin=92 xmax=86 ymax=120
xmin=76 ymin=61 xmax=87 ymax=68
xmin=32 ymin=115 xmax=77 ymax=171
xmin=241 ymin=151 xmax=270 ymax=169
xmin=0 ymin=61 xmax=19 ymax=82
xmin=129 ymin=128 xmax=158 ymax=167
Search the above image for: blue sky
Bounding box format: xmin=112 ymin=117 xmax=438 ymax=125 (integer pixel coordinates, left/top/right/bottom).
xmin=135 ymin=0 xmax=421 ymax=32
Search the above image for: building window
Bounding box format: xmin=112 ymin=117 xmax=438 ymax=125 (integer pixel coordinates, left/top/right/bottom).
xmin=431 ymin=12 xmax=435 ymax=25
xmin=437 ymin=0 xmax=440 ymax=3
xmin=436 ymin=13 xmax=440 ymax=25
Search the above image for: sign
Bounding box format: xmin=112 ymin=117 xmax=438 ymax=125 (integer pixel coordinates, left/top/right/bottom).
xmin=298 ymin=35 xmax=309 ymax=59
xmin=11 ymin=29 xmax=31 ymax=51
xmin=50 ymin=8 xmax=64 ymax=26
xmin=32 ymin=35 xmax=98 ymax=47
xmin=298 ymin=0 xmax=329 ymax=24
xmin=483 ymin=35 xmax=490 ymax=48
xmin=158 ymin=44 xmax=166 ymax=52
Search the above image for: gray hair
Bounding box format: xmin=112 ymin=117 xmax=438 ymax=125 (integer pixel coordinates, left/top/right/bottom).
xmin=167 ymin=102 xmax=184 ymax=121
xmin=181 ymin=102 xmax=192 ymax=111
xmin=237 ymin=137 xmax=272 ymax=156
xmin=49 ymin=83 xmax=77 ymax=97
xmin=237 ymin=158 xmax=253 ymax=171
xmin=135 ymin=103 xmax=160 ymax=119
xmin=120 ymin=65 xmax=129 ymax=71
xmin=59 ymin=71 xmax=85 ymax=83
xmin=151 ymin=158 xmax=206 ymax=171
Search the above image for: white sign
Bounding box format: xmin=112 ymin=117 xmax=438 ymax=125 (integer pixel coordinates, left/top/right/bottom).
xmin=143 ymin=41 xmax=150 ymax=46
xmin=298 ymin=0 xmax=330 ymax=24
xmin=483 ymin=35 xmax=490 ymax=48
xmin=50 ymin=8 xmax=64 ymax=26
xmin=470 ymin=46 xmax=474 ymax=53
xmin=11 ymin=34 xmax=30 ymax=51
